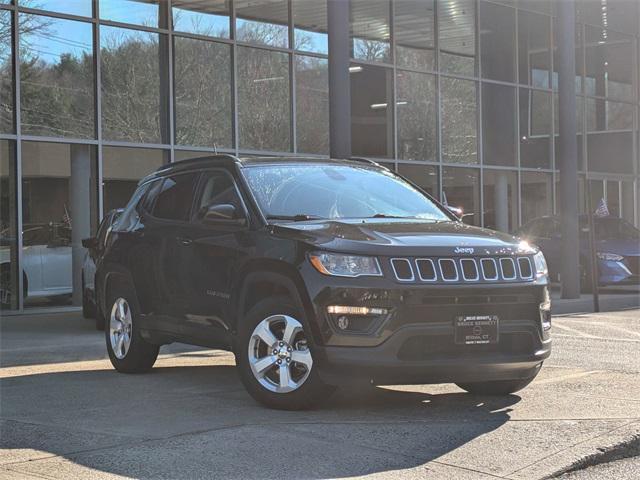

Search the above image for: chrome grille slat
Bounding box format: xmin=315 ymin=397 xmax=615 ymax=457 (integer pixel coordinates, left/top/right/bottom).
xmin=415 ymin=258 xmax=437 ymax=281
xmin=391 ymin=258 xmax=415 ymax=282
xmin=499 ymin=258 xmax=517 ymax=280
xmin=460 ymin=258 xmax=479 ymax=281
xmin=438 ymin=258 xmax=459 ymax=282
xmin=390 ymin=256 xmax=536 ymax=284
xmin=517 ymin=257 xmax=533 ymax=279
xmin=480 ymin=258 xmax=499 ymax=281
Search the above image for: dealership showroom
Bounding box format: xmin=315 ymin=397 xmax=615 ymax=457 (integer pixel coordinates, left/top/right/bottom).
xmin=0 ymin=0 xmax=638 ymax=313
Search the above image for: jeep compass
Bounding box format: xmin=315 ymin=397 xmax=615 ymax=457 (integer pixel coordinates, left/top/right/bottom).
xmin=93 ymin=155 xmax=551 ymax=410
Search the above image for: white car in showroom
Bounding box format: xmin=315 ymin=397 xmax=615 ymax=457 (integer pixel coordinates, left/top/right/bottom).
xmin=0 ymin=223 xmax=72 ymax=307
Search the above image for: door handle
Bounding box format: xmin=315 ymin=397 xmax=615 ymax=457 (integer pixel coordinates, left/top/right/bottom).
xmin=176 ymin=237 xmax=193 ymax=246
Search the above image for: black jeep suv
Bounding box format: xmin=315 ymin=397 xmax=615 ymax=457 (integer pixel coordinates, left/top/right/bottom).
xmin=94 ymin=155 xmax=551 ymax=410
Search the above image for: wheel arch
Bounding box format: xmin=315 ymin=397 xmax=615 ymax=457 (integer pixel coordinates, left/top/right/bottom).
xmin=232 ymin=260 xmax=320 ymax=345
xmin=98 ymin=264 xmax=138 ymax=317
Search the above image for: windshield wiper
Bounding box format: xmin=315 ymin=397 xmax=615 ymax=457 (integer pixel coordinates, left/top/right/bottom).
xmin=370 ymin=213 xmax=412 ymax=219
xmin=266 ymin=214 xmax=325 ymax=222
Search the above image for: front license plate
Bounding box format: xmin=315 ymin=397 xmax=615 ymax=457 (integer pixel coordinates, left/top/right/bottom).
xmin=454 ymin=315 xmax=499 ymax=345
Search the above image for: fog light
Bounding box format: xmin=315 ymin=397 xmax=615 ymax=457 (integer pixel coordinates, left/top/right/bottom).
xmin=337 ymin=316 xmax=349 ymax=330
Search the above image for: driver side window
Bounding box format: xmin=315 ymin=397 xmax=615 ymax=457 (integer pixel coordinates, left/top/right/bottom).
xmin=194 ymin=171 xmax=243 ymax=222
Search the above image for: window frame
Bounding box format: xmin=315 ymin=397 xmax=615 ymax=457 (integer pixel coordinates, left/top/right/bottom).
xmin=144 ymin=171 xmax=202 ymax=224
xmin=191 ymin=168 xmax=250 ymax=227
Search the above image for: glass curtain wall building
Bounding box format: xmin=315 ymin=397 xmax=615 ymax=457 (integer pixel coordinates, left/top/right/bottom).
xmin=0 ymin=0 xmax=638 ymax=312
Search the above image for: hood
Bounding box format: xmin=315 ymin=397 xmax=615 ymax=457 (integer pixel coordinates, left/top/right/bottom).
xmin=271 ymin=219 xmax=532 ymax=257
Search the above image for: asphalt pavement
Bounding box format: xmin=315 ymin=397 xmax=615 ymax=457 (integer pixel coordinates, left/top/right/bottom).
xmin=1 ymin=309 xmax=639 ymax=479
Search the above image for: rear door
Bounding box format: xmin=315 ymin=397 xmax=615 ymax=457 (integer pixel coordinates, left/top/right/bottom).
xmin=147 ymin=172 xmax=201 ymax=329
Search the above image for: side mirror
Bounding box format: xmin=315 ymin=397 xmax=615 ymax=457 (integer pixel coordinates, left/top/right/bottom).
xmin=82 ymin=237 xmax=98 ymax=249
xmin=445 ymin=205 xmax=464 ymax=219
xmin=203 ymin=204 xmax=245 ymax=225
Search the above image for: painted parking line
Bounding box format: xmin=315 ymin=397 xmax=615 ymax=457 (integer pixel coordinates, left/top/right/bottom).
xmin=552 ymin=333 xmax=640 ymax=343
xmin=556 ymin=320 xmax=640 ymax=338
xmin=552 ymin=323 xmax=599 ymax=338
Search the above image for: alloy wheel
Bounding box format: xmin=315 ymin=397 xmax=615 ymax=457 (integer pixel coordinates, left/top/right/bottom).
xmin=110 ymin=297 xmax=133 ymax=359
xmin=248 ymin=314 xmax=313 ymax=393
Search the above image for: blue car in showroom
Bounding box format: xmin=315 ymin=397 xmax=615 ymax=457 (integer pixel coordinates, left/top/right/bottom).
xmin=515 ymin=215 xmax=640 ymax=290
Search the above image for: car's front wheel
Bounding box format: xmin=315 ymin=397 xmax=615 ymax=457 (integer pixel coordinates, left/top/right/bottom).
xmin=236 ymin=296 xmax=334 ymax=410
xmin=105 ymin=283 xmax=159 ymax=373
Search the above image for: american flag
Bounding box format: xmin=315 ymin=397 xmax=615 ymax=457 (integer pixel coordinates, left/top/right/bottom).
xmin=594 ymin=198 xmax=610 ymax=217
xmin=63 ymin=204 xmax=72 ymax=228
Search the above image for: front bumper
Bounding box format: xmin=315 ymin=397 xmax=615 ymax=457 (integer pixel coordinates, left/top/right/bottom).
xmin=302 ymin=264 xmax=552 ymax=386
xmin=315 ymin=324 xmax=550 ymax=386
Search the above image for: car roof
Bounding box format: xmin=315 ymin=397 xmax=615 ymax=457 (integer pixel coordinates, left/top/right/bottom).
xmin=139 ymin=155 xmax=387 ymax=185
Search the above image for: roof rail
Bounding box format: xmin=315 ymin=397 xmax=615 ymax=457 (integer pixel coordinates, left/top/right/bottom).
xmin=153 ymin=153 xmax=240 ymax=172
xmin=347 ymin=156 xmax=389 ymax=170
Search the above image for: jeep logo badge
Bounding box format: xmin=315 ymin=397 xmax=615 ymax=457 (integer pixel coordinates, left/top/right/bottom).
xmin=454 ymin=247 xmax=474 ymax=254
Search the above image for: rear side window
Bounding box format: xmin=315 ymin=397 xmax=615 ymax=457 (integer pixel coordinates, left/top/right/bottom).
xmin=152 ymin=173 xmax=199 ymax=221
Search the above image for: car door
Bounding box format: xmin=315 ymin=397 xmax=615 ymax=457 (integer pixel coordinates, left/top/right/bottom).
xmin=146 ymin=172 xmax=201 ymax=331
xmin=173 ymin=169 xmax=249 ymax=345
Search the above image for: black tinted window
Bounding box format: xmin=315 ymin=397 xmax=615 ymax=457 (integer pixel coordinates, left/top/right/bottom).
xmin=194 ymin=171 xmax=243 ymax=220
xmin=152 ymin=173 xmax=199 ymax=221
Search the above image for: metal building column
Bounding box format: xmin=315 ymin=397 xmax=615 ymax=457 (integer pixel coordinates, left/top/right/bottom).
xmin=557 ymin=0 xmax=580 ymax=298
xmin=327 ymin=0 xmax=351 ymax=159
xmin=70 ymin=144 xmax=91 ymax=306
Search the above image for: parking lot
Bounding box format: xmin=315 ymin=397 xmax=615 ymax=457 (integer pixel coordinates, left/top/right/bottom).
xmin=1 ymin=308 xmax=639 ymax=479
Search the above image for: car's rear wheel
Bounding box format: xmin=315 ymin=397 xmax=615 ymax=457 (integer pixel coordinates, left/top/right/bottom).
xmin=456 ymin=372 xmax=539 ymax=396
xmin=105 ymin=282 xmax=158 ymax=373
xmin=236 ymin=296 xmax=333 ymax=410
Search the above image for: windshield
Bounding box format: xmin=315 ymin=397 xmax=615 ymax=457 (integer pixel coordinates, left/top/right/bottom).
xmin=580 ymin=217 xmax=640 ymax=240
xmin=243 ymin=164 xmax=450 ymax=221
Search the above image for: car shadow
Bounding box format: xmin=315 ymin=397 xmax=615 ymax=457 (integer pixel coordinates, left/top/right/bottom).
xmin=1 ymin=363 xmax=521 ymax=479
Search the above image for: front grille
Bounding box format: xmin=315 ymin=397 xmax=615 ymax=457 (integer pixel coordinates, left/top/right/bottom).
xmin=389 ymin=256 xmax=535 ymax=284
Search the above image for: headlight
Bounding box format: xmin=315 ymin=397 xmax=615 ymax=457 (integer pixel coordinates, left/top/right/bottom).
xmin=533 ymin=251 xmax=548 ymax=278
xmin=309 ymin=252 xmax=382 ymax=277
xmin=597 ymin=252 xmax=624 ymax=261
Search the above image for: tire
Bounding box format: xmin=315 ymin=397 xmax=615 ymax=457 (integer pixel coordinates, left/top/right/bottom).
xmin=236 ymin=295 xmax=334 ymax=410
xmin=456 ymin=372 xmax=539 ymax=396
xmin=105 ymin=281 xmax=159 ymax=373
